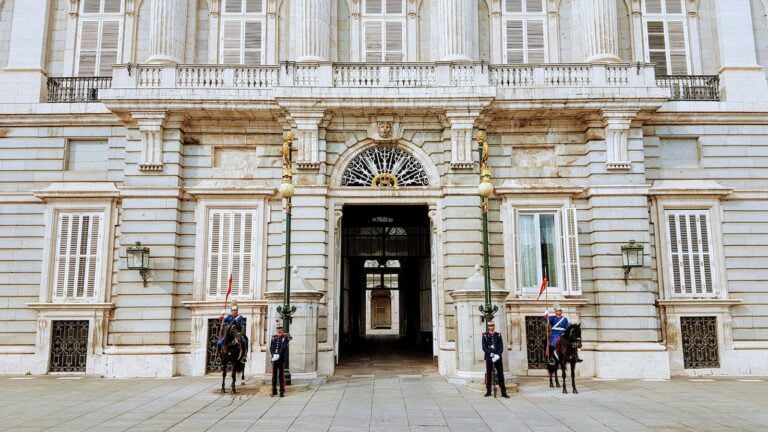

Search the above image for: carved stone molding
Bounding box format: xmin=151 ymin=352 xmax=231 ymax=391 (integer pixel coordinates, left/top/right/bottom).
xmin=288 ymin=110 xmax=329 ymax=170
xmin=602 ymin=110 xmax=636 ymax=170
xmin=69 ymin=0 xmax=79 ymax=17
xmin=135 ymin=112 xmax=167 ymax=172
xmin=366 ymin=119 xmax=402 ymax=143
xmin=445 ymin=111 xmax=479 ymax=170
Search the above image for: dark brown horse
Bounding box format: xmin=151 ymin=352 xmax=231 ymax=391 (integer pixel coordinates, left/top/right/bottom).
xmin=547 ymin=323 xmax=582 ymax=394
xmin=218 ymin=322 xmax=244 ymax=394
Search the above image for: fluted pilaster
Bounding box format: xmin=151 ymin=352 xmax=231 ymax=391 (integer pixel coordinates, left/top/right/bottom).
xmin=147 ymin=0 xmax=188 ymax=64
xmin=437 ymin=0 xmax=476 ymax=61
xmin=581 ymin=0 xmax=620 ymax=63
xmin=294 ymin=0 xmax=331 ymax=62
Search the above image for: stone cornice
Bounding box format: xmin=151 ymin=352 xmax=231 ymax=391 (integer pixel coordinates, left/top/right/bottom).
xmin=27 ymin=302 xmax=115 ymax=311
xmin=649 ymin=180 xmax=733 ymax=197
xmin=185 ymin=181 xmax=276 ymax=198
xmin=33 ymin=182 xmax=120 ymax=201
xmin=495 ymin=181 xmax=585 ymax=197
xmin=505 ymin=298 xmax=589 ymax=307
xmin=657 ymin=299 xmax=742 ymax=309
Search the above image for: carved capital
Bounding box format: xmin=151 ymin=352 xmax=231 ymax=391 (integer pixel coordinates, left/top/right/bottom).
xmin=602 ymin=110 xmax=637 ymax=170
xmin=288 ymin=110 xmax=328 ymax=170
xmin=69 ymin=0 xmax=79 ymax=16
xmin=134 ymin=112 xmax=168 ymax=172
xmin=445 ymin=111 xmax=480 ymax=170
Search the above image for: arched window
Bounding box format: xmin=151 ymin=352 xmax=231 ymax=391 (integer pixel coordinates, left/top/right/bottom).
xmin=340 ymin=146 xmax=429 ymax=187
xmin=362 ymin=0 xmax=406 ymax=61
xmin=76 ymin=0 xmax=124 ymax=76
xmin=643 ymin=0 xmax=690 ymax=75
xmin=502 ymin=0 xmax=547 ymax=63
xmin=220 ymin=0 xmax=265 ymax=64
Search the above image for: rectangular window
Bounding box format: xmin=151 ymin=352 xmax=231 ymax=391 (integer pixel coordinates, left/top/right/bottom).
xmin=77 ymin=0 xmax=123 ymax=77
xmin=503 ymin=0 xmax=546 ymax=63
xmin=52 ymin=212 xmax=103 ymax=301
xmin=515 ymin=208 xmax=581 ymax=295
xmin=67 ymin=140 xmax=109 ymax=171
xmin=666 ymin=210 xmax=715 ymax=297
xmin=207 ymin=209 xmax=256 ymax=298
xmin=362 ymin=0 xmax=405 ymax=62
xmin=643 ymin=0 xmax=689 ymax=75
xmin=220 ymin=0 xmax=265 ymax=64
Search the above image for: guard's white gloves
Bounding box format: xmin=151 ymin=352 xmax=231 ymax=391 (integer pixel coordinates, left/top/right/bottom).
xmin=272 ymin=354 xmax=280 ymax=362
xmin=492 ymin=354 xmax=500 ymax=363
xmin=544 ymin=308 xmax=549 ymax=316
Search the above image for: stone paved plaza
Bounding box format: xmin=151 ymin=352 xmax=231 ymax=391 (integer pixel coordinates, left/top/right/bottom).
xmin=1 ymin=370 xmax=766 ymax=432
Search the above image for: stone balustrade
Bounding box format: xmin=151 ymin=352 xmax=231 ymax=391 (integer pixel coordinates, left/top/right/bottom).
xmin=112 ymin=62 xmax=658 ymax=91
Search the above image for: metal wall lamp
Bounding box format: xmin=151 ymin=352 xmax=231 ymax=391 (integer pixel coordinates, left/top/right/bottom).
xmin=621 ymin=240 xmax=644 ymax=282
xmin=126 ymin=242 xmax=150 ymax=287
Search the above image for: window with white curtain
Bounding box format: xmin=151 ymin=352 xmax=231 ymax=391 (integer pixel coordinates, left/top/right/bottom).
xmin=220 ymin=0 xmax=265 ymax=64
xmin=52 ymin=212 xmax=104 ymax=301
xmin=643 ymin=0 xmax=690 ymax=75
xmin=362 ymin=0 xmax=406 ymax=61
xmin=206 ymin=209 xmax=257 ymax=298
xmin=515 ymin=208 xmax=581 ymax=295
xmin=502 ymin=0 xmax=547 ymax=63
xmin=76 ymin=0 xmax=124 ymax=76
xmin=665 ymin=210 xmax=716 ymax=297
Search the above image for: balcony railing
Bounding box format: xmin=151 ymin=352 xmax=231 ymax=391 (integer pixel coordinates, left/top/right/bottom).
xmin=656 ymin=75 xmax=720 ymax=101
xmin=111 ymin=62 xmax=658 ymax=91
xmin=47 ymin=76 xmax=112 ymax=102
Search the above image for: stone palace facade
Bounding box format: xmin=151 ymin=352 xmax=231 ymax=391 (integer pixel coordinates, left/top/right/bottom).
xmin=1 ymin=0 xmax=768 ymax=380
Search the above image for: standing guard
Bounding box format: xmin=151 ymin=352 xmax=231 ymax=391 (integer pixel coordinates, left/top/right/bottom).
xmin=270 ymin=320 xmax=289 ymax=397
xmin=481 ymin=321 xmax=510 ymax=398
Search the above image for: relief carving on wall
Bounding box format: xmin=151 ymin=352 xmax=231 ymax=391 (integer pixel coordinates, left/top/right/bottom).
xmin=367 ymin=121 xmax=401 ymax=142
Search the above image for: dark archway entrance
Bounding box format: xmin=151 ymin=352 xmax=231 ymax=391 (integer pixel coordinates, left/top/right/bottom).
xmin=339 ymin=205 xmax=434 ymax=370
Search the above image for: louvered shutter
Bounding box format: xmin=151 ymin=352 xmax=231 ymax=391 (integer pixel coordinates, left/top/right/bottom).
xmin=646 ymin=21 xmax=668 ymax=75
xmin=243 ymin=20 xmax=263 ymax=64
xmin=99 ymin=21 xmax=120 ymax=76
xmin=224 ymin=0 xmax=242 ymax=13
xmin=667 ymin=211 xmax=715 ymax=296
xmin=560 ymin=208 xmax=582 ymax=295
xmin=222 ymin=20 xmax=243 ymax=63
xmin=365 ymin=21 xmax=383 ymax=61
xmin=245 ymin=0 xmax=263 ymax=13
xmin=505 ymin=0 xmax=523 ymax=13
xmin=526 ymin=0 xmax=544 ymax=13
xmin=527 ymin=20 xmax=546 ymax=63
xmin=505 ymin=20 xmax=524 ymax=63
xmin=78 ymin=21 xmax=99 ymax=76
xmin=385 ymin=0 xmax=403 ymax=14
xmin=667 ymin=21 xmax=689 ymax=74
xmin=83 ymin=0 xmax=101 ymax=13
xmin=103 ymin=0 xmax=122 ymax=13
xmin=207 ymin=210 xmax=255 ymax=298
xmin=385 ymin=21 xmax=404 ymax=61
xmin=52 ymin=213 xmax=102 ymax=301
xmin=645 ymin=0 xmax=662 ymax=13
xmin=366 ymin=0 xmax=382 ymax=14
xmin=664 ymin=0 xmax=683 ymax=14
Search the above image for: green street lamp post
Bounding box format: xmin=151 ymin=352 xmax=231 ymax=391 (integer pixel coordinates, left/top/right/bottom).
xmin=477 ymin=131 xmax=498 ymax=331
xmin=277 ymin=131 xmax=297 ymax=385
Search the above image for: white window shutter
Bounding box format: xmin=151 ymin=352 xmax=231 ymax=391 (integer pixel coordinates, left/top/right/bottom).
xmin=664 ymin=0 xmax=683 ymax=14
xmin=78 ymin=21 xmax=100 ymax=76
xmin=561 ymin=207 xmax=581 ymax=295
xmin=245 ymin=0 xmax=263 ymax=13
xmin=645 ymin=0 xmax=662 ymax=13
xmin=243 ymin=20 xmax=263 ymax=64
xmin=207 ymin=210 xmax=255 ymax=298
xmin=667 ymin=211 xmax=715 ymax=296
xmin=526 ymin=20 xmax=546 ymax=63
xmin=222 ymin=20 xmax=243 ymax=63
xmin=99 ymin=21 xmax=120 ymax=76
xmin=103 ymin=0 xmax=122 ymax=13
xmin=52 ymin=213 xmax=102 ymax=301
xmin=646 ymin=21 xmax=668 ymax=75
xmin=364 ymin=21 xmax=383 ymax=61
xmin=506 ymin=0 xmax=523 ymax=13
xmin=224 ymin=0 xmax=242 ymax=13
xmin=697 ymin=213 xmax=714 ymax=295
xmin=83 ymin=0 xmax=101 ymax=13
xmin=208 ymin=212 xmax=222 ymax=297
xmin=525 ymin=0 xmax=544 ymax=13
xmin=505 ymin=20 xmax=524 ymax=63
xmin=366 ymin=0 xmax=383 ymax=14
xmin=385 ymin=0 xmax=403 ymax=14
xmin=666 ymin=21 xmax=689 ymax=74
xmin=384 ymin=21 xmax=404 ymax=61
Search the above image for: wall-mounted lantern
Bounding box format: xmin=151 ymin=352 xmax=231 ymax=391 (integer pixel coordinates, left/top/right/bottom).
xmin=126 ymin=242 xmax=150 ymax=287
xmin=621 ymin=240 xmax=644 ymax=282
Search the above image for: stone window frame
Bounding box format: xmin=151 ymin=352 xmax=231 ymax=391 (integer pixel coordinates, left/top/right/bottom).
xmin=192 ymin=196 xmax=269 ymax=302
xmin=652 ymin=196 xmax=730 ymax=301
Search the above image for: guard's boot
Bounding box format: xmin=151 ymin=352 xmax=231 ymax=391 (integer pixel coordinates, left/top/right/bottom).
xmin=484 ymin=391 xmax=491 ymax=397
xmin=501 ymin=393 xmax=510 ymax=399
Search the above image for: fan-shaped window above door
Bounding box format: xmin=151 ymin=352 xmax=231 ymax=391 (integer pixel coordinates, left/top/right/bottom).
xmin=340 ymin=146 xmax=430 ymax=187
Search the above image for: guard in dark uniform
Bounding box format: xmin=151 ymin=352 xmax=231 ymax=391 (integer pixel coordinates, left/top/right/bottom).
xmin=270 ymin=321 xmax=289 ymax=397
xmin=482 ymin=321 xmax=509 ymax=398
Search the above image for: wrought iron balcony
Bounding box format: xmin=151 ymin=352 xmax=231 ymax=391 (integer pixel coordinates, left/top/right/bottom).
xmin=47 ymin=76 xmax=112 ymax=102
xmin=656 ymin=75 xmax=720 ymax=101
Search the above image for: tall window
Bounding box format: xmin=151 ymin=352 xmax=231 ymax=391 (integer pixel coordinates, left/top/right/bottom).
xmin=76 ymin=0 xmax=123 ymax=76
xmin=503 ymin=0 xmax=546 ymax=63
xmin=516 ymin=208 xmax=581 ymax=295
xmin=52 ymin=212 xmax=104 ymax=301
xmin=666 ymin=210 xmax=716 ymax=297
xmin=206 ymin=209 xmax=256 ymax=298
xmin=221 ymin=0 xmax=265 ymax=64
xmin=362 ymin=0 xmax=405 ymax=61
xmin=643 ymin=0 xmax=689 ymax=75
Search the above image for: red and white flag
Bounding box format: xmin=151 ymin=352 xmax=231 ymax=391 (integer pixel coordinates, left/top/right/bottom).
xmin=220 ymin=274 xmax=233 ymax=321
xmin=535 ymin=276 xmax=548 ymax=301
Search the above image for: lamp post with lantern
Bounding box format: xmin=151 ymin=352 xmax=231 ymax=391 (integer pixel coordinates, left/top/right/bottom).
xmin=477 ymin=131 xmax=498 ymax=331
xmin=277 ymin=131 xmax=297 ymax=385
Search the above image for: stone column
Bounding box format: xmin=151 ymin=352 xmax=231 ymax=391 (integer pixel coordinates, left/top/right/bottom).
xmin=1 ymin=0 xmax=53 ymax=103
xmin=581 ymin=0 xmax=620 ymax=63
xmin=437 ymin=0 xmax=476 ymax=61
xmin=714 ymin=0 xmax=768 ymax=101
xmin=146 ymin=0 xmax=188 ymax=64
xmin=293 ymin=0 xmax=331 ymax=62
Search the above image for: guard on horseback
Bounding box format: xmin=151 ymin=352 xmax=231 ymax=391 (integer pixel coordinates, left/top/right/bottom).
xmin=270 ymin=321 xmax=289 ymax=397
xmin=218 ymin=305 xmax=248 ymax=364
xmin=545 ymin=305 xmax=582 ymax=364
xmin=481 ymin=320 xmax=510 ymax=398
